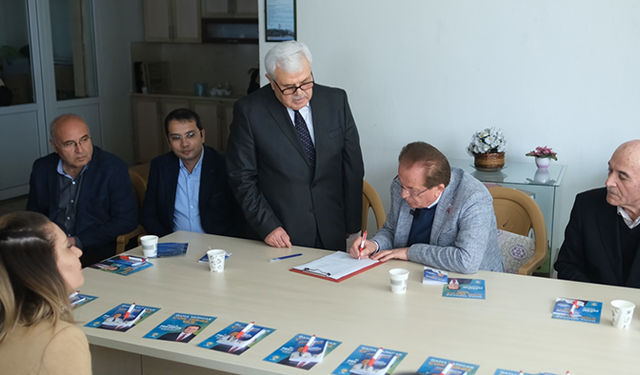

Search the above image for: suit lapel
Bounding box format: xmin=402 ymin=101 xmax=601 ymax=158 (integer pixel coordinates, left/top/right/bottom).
xmin=264 ymin=88 xmax=312 ymax=168
xmin=199 ymin=148 xmax=215 ymax=212
xmin=597 ymin=202 xmax=622 ymax=284
xmin=48 ymin=159 xmax=60 ymax=216
xmin=166 ymin=154 xmax=180 ymax=220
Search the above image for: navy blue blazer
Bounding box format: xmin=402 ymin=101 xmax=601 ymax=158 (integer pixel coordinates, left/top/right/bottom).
xmin=142 ymin=146 xmax=245 ymax=238
xmin=26 ymin=147 xmax=138 ymax=259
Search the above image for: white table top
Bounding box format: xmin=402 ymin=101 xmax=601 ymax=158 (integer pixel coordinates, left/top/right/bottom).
xmin=76 ymin=231 xmax=640 ymax=375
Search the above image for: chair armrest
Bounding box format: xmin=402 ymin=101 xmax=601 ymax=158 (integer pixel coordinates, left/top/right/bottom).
xmin=116 ymin=225 xmax=146 ymax=255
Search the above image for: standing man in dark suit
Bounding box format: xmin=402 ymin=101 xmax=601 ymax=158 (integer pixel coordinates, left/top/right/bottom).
xmin=27 ymin=114 xmax=137 ymax=267
xmin=142 ymin=108 xmax=245 ymax=238
xmin=555 ymin=140 xmax=640 ymax=287
xmin=226 ymin=41 xmax=364 ymax=251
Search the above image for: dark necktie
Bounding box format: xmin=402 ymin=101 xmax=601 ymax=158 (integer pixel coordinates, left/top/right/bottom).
xmin=294 ymin=110 xmax=316 ymax=169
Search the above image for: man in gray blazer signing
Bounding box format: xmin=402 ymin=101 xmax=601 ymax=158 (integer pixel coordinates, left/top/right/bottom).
xmin=350 ymin=142 xmax=503 ymax=273
xmin=226 ymin=41 xmax=364 ymax=251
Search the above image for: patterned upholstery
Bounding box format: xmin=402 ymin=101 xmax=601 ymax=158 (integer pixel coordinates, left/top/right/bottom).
xmin=497 ymin=229 xmax=536 ymax=274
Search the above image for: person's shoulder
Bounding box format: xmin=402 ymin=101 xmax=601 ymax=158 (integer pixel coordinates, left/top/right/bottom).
xmin=150 ymin=151 xmax=179 ymax=167
xmin=93 ymin=146 xmax=128 ymax=169
xmin=32 ymin=152 xmax=60 ymax=170
xmin=576 ymin=187 xmax=607 ymax=204
xmin=236 ymin=84 xmax=273 ymax=106
xmin=313 ymin=84 xmax=347 ymax=99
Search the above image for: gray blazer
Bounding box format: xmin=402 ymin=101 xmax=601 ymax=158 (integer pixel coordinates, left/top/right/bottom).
xmin=371 ymin=167 xmax=504 ymax=273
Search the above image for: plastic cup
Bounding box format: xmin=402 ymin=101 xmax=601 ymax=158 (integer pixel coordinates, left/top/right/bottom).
xmin=611 ymin=300 xmax=635 ymax=329
xmin=140 ymin=235 xmax=158 ymax=257
xmin=389 ymin=268 xmax=410 ymax=294
xmin=207 ymin=249 xmax=226 ymax=272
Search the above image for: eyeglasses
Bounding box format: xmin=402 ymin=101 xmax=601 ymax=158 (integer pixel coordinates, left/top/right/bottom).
xmin=169 ymin=131 xmax=201 ymax=142
xmin=397 ymin=175 xmax=430 ymax=197
xmin=272 ymin=73 xmax=315 ymax=95
xmin=59 ymin=135 xmax=91 ymax=150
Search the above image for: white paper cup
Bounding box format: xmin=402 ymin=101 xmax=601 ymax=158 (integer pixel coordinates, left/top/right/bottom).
xmin=389 ymin=268 xmax=410 ymax=294
xmin=611 ymin=300 xmax=635 ymax=329
xmin=140 ymin=235 xmax=158 ymax=257
xmin=207 ymin=249 xmax=226 ymax=272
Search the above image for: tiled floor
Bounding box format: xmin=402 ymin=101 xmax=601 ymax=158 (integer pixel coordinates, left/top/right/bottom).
xmin=0 ymin=195 xmax=28 ymax=217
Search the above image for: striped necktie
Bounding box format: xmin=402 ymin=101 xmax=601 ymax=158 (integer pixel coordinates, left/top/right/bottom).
xmin=294 ymin=110 xmax=316 ymax=169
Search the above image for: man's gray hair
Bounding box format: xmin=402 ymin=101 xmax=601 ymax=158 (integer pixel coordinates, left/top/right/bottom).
xmin=50 ymin=114 xmax=87 ymax=141
xmin=264 ymin=41 xmax=313 ymax=78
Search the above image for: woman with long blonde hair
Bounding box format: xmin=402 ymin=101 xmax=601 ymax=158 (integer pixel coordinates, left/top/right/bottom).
xmin=0 ymin=211 xmax=91 ymax=374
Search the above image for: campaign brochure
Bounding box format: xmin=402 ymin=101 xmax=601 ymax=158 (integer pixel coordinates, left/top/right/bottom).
xmin=551 ymin=297 xmax=602 ymax=324
xmin=154 ymin=243 xmax=188 ymax=258
xmin=494 ymin=370 xmax=536 ymax=375
xmin=264 ymin=334 xmax=341 ymax=370
xmin=199 ymin=252 xmax=232 ymax=263
xmin=197 ymin=321 xmax=274 ymax=355
xmin=70 ymin=292 xmax=97 ymax=310
xmin=143 ymin=313 xmax=216 ymax=343
xmin=417 ymin=357 xmax=479 ymax=375
xmin=423 ymin=267 xmax=448 ymax=284
xmin=442 ymin=278 xmax=486 ymax=299
xmin=89 ymin=255 xmax=153 ymax=276
xmin=85 ymin=303 xmax=160 ymax=332
xmin=331 ymin=345 xmax=407 ymax=375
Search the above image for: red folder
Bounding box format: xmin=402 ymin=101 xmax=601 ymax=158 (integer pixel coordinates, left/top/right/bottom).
xmin=289 ymin=261 xmax=383 ymax=283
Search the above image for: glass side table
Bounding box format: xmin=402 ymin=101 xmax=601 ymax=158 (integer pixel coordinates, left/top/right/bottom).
xmin=449 ymin=159 xmax=566 ymax=277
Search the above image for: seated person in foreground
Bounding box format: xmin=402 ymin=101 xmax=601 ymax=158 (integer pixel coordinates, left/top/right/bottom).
xmin=0 ymin=211 xmax=91 ymax=374
xmin=27 ymin=114 xmax=138 ymax=267
xmin=555 ymin=140 xmax=640 ymax=287
xmin=142 ymin=108 xmax=245 ymax=238
xmin=349 ymin=142 xmax=504 ymax=273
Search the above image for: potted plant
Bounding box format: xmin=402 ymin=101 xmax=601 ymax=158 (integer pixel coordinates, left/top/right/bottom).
xmin=467 ymin=127 xmax=507 ymax=171
xmin=525 ymin=146 xmax=557 ymax=169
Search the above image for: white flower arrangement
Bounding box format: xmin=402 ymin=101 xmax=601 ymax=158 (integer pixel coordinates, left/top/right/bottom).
xmin=467 ymin=127 xmax=507 ymax=155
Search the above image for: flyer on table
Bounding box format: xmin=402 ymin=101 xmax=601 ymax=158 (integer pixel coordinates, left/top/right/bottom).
xmin=442 ymin=278 xmax=486 ymax=299
xmin=85 ymin=303 xmax=160 ymax=332
xmin=551 ymin=297 xmax=602 ymax=324
xmin=70 ymin=293 xmax=97 ymax=310
xmin=264 ymin=334 xmax=341 ymax=370
xmin=331 ymin=345 xmax=407 ymax=375
xmin=197 ymin=321 xmax=275 ymax=355
xmin=417 ymin=356 xmax=479 ymax=375
xmin=143 ymin=313 xmax=216 ymax=343
xmin=89 ymin=256 xmax=153 ymax=276
xmin=494 ymin=370 xmax=536 ymax=375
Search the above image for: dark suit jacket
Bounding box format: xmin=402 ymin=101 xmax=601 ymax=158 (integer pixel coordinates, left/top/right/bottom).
xmin=226 ymin=84 xmax=364 ymax=251
xmin=142 ymin=146 xmax=245 ymax=238
xmin=157 ymin=332 xmax=196 ymax=343
xmin=26 ymin=147 xmax=138 ymax=261
xmin=555 ymin=187 xmax=640 ymax=287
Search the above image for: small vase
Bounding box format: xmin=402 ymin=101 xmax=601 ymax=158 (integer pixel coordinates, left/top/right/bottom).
xmin=473 ymin=152 xmax=505 ymax=172
xmin=533 ymin=168 xmax=551 ymax=183
xmin=535 ymin=157 xmax=551 ymax=169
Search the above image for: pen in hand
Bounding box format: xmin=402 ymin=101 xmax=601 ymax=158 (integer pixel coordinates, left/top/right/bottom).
xmin=358 ymin=231 xmax=368 ymax=260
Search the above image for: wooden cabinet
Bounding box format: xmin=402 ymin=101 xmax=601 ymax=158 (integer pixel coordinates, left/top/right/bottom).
xmin=143 ymin=0 xmax=201 ymax=43
xmin=202 ymin=0 xmax=258 ymax=18
xmin=133 ymin=95 xmax=236 ymax=163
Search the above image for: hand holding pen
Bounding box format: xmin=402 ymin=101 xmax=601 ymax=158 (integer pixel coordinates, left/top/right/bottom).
xmin=358 ymin=231 xmax=367 ymax=260
xmin=349 ymin=232 xmax=376 ymax=259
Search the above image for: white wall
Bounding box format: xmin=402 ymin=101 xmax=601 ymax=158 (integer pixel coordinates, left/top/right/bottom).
xmin=259 ymin=0 xmax=640 ymax=263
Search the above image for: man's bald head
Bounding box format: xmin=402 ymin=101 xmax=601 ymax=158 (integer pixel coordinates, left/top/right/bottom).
xmin=605 ymin=140 xmax=640 ymax=220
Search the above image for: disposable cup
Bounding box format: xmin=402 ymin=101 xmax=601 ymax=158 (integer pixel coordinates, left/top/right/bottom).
xmin=611 ymin=300 xmax=635 ymax=329
xmin=207 ymin=249 xmax=226 ymax=272
xmin=389 ymin=268 xmax=410 ymax=294
xmin=140 ymin=235 xmax=158 ymax=257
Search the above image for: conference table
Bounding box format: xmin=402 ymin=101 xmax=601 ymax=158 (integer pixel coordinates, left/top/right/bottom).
xmin=76 ymin=231 xmax=640 ymax=375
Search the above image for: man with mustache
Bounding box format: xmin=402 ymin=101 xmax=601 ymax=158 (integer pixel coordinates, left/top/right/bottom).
xmin=27 ymin=114 xmax=137 ymax=266
xmin=142 ymin=108 xmax=245 ymax=238
xmin=226 ymin=41 xmax=364 ymax=250
xmin=555 ymin=140 xmax=640 ymax=287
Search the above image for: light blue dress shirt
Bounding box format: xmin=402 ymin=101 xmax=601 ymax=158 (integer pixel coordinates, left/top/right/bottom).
xmin=173 ymin=150 xmax=205 ymax=233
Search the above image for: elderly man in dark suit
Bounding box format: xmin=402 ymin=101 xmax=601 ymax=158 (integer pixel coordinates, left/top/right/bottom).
xmin=555 ymin=140 xmax=640 ymax=287
xmin=27 ymin=114 xmax=137 ymax=266
xmin=226 ymin=41 xmax=364 ymax=251
xmin=142 ymin=108 xmax=245 ymax=238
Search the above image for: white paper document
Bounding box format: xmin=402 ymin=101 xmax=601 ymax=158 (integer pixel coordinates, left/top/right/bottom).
xmin=292 ymin=251 xmax=379 ymax=280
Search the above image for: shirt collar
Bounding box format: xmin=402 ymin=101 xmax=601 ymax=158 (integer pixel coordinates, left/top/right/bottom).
xmin=617 ymin=206 xmax=640 ymax=229
xmin=56 ymin=159 xmax=88 ymax=180
xmin=178 ymin=148 xmax=204 ymax=174
xmin=427 ymin=192 xmax=442 ymax=209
